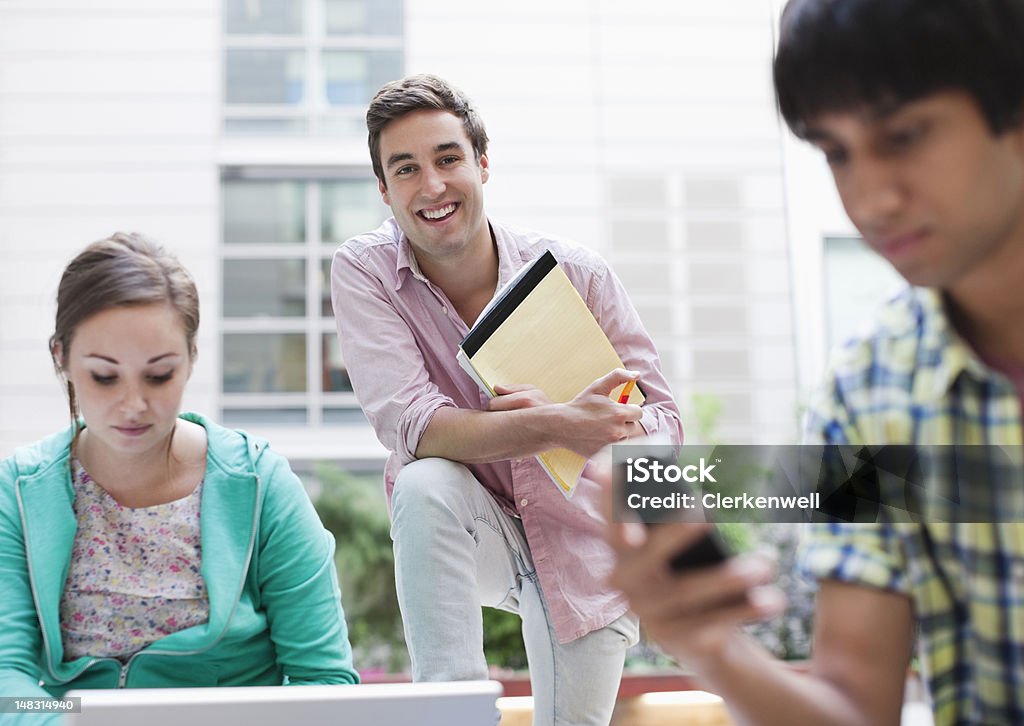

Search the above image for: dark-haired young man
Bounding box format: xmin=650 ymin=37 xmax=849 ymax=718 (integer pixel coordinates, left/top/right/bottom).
xmin=331 ymin=74 xmax=682 ymax=726
xmin=608 ymin=0 xmax=1024 ymax=724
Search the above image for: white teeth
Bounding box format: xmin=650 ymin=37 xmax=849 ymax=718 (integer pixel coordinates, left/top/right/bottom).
xmin=421 ymin=203 xmax=456 ymax=220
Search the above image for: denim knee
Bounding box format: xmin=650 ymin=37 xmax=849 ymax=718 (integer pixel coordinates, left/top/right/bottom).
xmin=391 ymin=458 xmax=475 ymax=534
xmin=393 ymin=457 xmax=470 ymax=504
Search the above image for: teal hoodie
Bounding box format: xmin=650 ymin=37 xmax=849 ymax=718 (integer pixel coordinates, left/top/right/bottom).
xmin=0 ymin=413 xmax=357 ymax=725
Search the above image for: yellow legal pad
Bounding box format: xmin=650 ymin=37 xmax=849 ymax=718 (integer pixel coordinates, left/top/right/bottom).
xmin=457 ymin=250 xmax=644 ymax=496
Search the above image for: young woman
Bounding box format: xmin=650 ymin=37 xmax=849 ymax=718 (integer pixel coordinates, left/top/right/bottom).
xmin=0 ymin=233 xmax=357 ymax=722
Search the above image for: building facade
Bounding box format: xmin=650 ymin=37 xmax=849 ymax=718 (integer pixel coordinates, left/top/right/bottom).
xmin=1 ymin=0 xmax=878 ymax=468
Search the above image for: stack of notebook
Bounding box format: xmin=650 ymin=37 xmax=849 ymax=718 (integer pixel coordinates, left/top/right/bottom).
xmin=457 ymin=250 xmax=643 ymax=496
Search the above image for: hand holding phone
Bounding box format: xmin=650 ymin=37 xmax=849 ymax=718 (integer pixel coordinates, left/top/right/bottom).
xmin=608 ymin=519 xmax=784 ymax=667
xmin=666 ymin=525 xmax=732 ymax=572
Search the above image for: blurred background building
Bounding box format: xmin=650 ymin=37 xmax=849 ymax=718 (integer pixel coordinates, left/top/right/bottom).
xmin=0 ymin=0 xmax=903 ymax=473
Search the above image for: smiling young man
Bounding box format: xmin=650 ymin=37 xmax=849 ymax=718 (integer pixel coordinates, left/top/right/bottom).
xmin=330 ymin=74 xmax=682 ymax=726
xmin=607 ymin=1 xmax=1024 ymax=725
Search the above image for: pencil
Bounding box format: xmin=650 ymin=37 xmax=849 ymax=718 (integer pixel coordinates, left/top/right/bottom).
xmin=617 ymin=379 xmax=637 ymax=404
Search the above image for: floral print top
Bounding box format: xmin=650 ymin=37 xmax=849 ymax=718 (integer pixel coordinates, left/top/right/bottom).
xmin=60 ymin=458 xmax=210 ymax=663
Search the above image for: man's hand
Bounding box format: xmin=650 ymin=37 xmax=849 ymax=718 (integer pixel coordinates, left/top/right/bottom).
xmin=555 ymin=368 xmax=644 ymax=458
xmin=482 ymin=369 xmax=643 ymax=458
xmin=417 ymin=369 xmax=645 ymax=463
xmin=488 ymin=383 xmax=553 ymax=411
xmin=607 ymin=521 xmax=785 ymax=670
xmin=598 ymin=453 xmax=914 ymax=726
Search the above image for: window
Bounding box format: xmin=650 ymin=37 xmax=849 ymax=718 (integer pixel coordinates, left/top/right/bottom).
xmin=220 ymin=171 xmax=389 ymax=425
xmin=220 ymin=0 xmax=403 ymax=428
xmin=823 ymin=236 xmax=904 ymax=350
xmin=223 ymin=0 xmax=403 ymax=135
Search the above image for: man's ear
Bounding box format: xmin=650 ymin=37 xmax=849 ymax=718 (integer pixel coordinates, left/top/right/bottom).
xmin=479 ymin=153 xmax=489 ymax=184
xmin=379 ymin=178 xmax=391 ymax=206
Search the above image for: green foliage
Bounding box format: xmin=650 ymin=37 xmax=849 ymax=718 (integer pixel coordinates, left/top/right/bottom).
xmin=312 ymin=463 xmax=408 ymax=672
xmin=718 ymin=521 xmax=753 ymax=553
xmin=741 ymin=523 xmax=814 ymax=660
xmin=312 ymin=462 xmax=530 ymax=673
xmin=690 ymin=392 xmax=724 ymax=442
xmin=482 ymin=608 xmax=527 ymax=671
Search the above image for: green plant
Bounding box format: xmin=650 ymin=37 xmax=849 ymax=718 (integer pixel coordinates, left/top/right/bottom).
xmin=312 ymin=463 xmax=408 ymax=673
xmin=312 ymin=463 xmax=532 ymax=673
xmin=741 ymin=523 xmax=814 ymax=660
xmin=690 ymin=392 xmax=724 ymax=443
xmin=482 ymin=608 xmax=527 ymax=671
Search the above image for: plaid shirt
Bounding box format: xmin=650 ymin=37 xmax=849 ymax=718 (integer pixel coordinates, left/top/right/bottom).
xmin=798 ymin=286 xmax=1024 ymax=725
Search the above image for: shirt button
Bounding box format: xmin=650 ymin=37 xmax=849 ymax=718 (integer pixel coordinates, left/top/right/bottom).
xmin=441 ymin=305 xmax=448 ymax=315
xmin=520 ymin=498 xmax=529 ymax=507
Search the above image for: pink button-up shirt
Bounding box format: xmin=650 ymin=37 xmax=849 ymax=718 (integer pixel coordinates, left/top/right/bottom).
xmin=331 ymin=218 xmax=682 ymax=642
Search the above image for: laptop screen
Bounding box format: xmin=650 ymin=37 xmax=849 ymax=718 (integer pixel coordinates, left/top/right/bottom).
xmin=65 ymin=680 xmax=503 ymax=726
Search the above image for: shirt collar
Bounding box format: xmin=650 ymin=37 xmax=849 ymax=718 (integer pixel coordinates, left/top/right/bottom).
xmin=490 ymin=221 xmax=524 ymax=290
xmin=393 ymin=219 xmax=507 ymax=292
xmin=911 ymin=288 xmax=994 ymax=402
xmin=393 ymin=231 xmax=420 ymax=291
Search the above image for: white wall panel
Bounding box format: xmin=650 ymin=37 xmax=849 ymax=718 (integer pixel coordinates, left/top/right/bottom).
xmin=0 ymin=101 xmax=216 ymax=138
xmin=0 ymin=1 xmax=218 ymax=458
xmin=0 ymin=17 xmax=216 ymax=53
xmin=0 ymin=59 xmax=216 ymax=95
xmin=0 ymin=170 xmax=216 ymax=209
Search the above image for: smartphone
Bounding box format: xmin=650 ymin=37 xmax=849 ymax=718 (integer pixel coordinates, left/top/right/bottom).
xmin=666 ymin=525 xmax=732 ymax=572
xmin=614 ymin=438 xmax=733 ymax=572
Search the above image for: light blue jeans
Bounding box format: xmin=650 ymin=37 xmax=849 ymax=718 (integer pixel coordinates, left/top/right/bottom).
xmin=390 ymin=458 xmax=639 ymax=726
